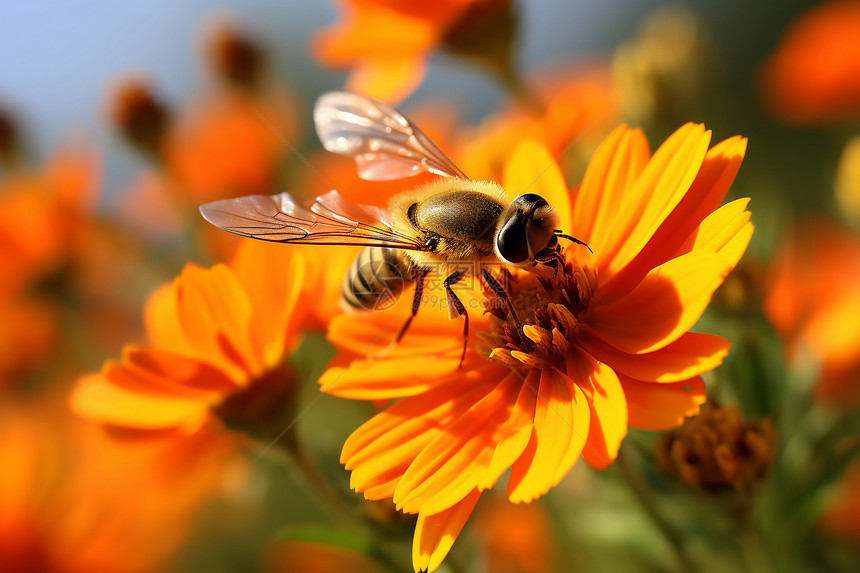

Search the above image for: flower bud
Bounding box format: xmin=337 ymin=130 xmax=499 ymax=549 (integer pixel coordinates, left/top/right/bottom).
xmin=107 ymin=78 xmax=170 ymax=158
xmin=656 ymin=402 xmax=777 ymax=492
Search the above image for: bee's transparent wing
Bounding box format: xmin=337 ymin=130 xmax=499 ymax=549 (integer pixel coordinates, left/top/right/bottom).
xmin=199 ymin=190 xmax=427 ymax=250
xmin=314 ymin=91 xmax=469 ymax=181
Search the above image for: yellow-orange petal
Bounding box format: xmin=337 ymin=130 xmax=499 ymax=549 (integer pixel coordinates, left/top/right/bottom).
xmin=584 ymin=251 xmax=726 ymax=354
xmin=327 ymin=306 xmax=464 ymax=358
xmin=479 ymin=370 xmax=541 ymax=490
xmin=600 ymin=136 xmax=748 ymax=299
xmin=503 ymin=140 xmax=573 ymax=233
xmin=174 ymin=264 xmax=263 ymax=381
xmin=413 ymin=489 xmax=481 ymax=573
xmin=347 ymin=59 xmax=428 ymax=105
xmin=344 ymin=379 xmax=497 ymax=497
xmin=71 ymin=373 xmax=209 ymax=432
xmin=394 ymin=372 xmax=521 ymax=515
xmin=621 ymin=375 xmax=706 ymax=430
xmin=230 ymin=239 xmax=309 ymax=362
xmin=602 ymin=123 xmax=711 ymax=275
xmin=320 ymin=355 xmax=491 ymax=400
xmin=678 ymin=198 xmax=754 ymax=258
xmin=507 ymin=369 xmax=590 ymax=503
xmin=572 ymin=125 xmax=650 ymax=249
xmin=569 ymin=351 xmax=627 ymax=470
xmin=582 ymin=331 xmax=731 ymax=383
xmin=145 ymin=281 xmax=193 ymax=355
xmin=113 ymin=346 xmax=237 ymax=396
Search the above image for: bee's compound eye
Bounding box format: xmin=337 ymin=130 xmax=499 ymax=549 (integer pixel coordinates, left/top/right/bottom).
xmin=534 ymin=217 xmax=543 ymax=226
xmin=497 ymin=217 xmax=529 ymax=264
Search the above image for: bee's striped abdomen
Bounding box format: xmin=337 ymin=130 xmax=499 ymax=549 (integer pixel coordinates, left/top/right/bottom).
xmin=342 ymin=247 xmax=415 ymax=311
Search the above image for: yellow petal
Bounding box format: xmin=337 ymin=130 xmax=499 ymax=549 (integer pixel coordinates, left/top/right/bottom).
xmin=174 ymin=264 xmax=263 ymax=381
xmin=584 ymin=251 xmax=726 ymax=354
xmin=413 ymin=489 xmax=481 ymax=573
xmin=231 ymin=239 xmax=309 ymax=363
xmin=599 ymin=136 xmax=748 ymax=299
xmin=567 ymin=351 xmax=627 ymax=470
xmin=582 ymin=331 xmax=731 ymax=383
xmin=319 ymin=356 xmax=493 ymax=400
xmin=479 ymin=370 xmax=541 ymax=489
xmin=600 ymin=123 xmax=711 ymax=277
xmin=503 ymin=140 xmax=573 ymax=233
xmin=347 ymin=58 xmax=428 ymax=104
xmin=343 ymin=379 xmax=496 ymax=497
xmin=71 ymin=373 xmax=208 ymax=432
xmin=621 ymin=375 xmax=706 ymax=430
xmin=507 ymin=369 xmax=590 ymax=503
xmin=394 ymin=373 xmax=521 ymax=515
xmin=572 ymin=125 xmax=650 ymax=250
xmin=680 ymin=198 xmax=753 ymax=256
xmin=145 ymin=281 xmax=192 ymax=356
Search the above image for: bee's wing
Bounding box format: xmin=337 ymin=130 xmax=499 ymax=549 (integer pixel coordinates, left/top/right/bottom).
xmin=199 ymin=190 xmax=427 ymax=250
xmin=314 ymin=91 xmax=469 ymax=181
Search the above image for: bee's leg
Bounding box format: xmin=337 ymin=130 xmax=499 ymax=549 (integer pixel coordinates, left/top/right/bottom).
xmin=481 ymin=268 xmax=525 ymax=341
xmin=443 ymin=270 xmax=469 ymax=367
xmin=394 ymin=267 xmax=429 ymax=344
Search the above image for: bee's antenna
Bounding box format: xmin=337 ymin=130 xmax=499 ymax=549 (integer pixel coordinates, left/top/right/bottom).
xmin=554 ymin=230 xmax=593 ymax=254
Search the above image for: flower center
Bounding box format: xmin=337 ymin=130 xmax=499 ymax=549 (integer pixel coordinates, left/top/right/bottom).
xmin=484 ymin=258 xmax=598 ymax=370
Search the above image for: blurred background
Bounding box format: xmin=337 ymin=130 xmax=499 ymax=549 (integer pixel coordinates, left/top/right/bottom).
xmin=2 ymin=1 xmax=860 ymax=572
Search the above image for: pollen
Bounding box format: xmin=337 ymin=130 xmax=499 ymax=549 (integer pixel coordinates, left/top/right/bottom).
xmin=487 ymin=258 xmax=598 ymax=370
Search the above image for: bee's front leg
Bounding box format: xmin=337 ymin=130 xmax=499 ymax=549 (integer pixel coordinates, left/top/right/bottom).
xmin=443 ymin=270 xmax=469 ymax=367
xmin=481 ymin=268 xmax=524 ymax=341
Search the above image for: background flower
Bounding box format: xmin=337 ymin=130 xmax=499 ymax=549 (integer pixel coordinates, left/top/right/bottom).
xmin=3 ymin=1 xmax=860 ymax=572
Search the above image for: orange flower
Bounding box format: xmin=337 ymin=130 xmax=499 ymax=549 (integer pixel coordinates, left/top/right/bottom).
xmin=760 ymin=1 xmax=860 ymax=123
xmin=473 ymin=495 xmax=555 ymax=573
xmin=0 ymin=292 xmax=55 ymax=388
xmin=0 ymin=394 xmax=245 ymax=573
xmin=0 ymin=146 xmax=99 ymax=383
xmin=164 ymin=91 xmax=297 ymax=202
xmin=71 ymin=238 xmax=324 ymax=437
xmin=319 ymin=124 xmax=752 ymax=571
xmin=822 ymin=458 xmax=860 ymax=543
xmin=0 ymin=146 xmax=98 ymax=292
xmin=455 ymin=66 xmax=618 ymax=182
xmin=765 ymin=218 xmax=860 ymax=406
xmin=313 ymin=0 xmax=511 ymax=103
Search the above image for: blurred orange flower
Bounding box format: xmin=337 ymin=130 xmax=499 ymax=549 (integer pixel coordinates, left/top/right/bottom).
xmin=473 ymin=495 xmax=555 ymax=573
xmin=0 ymin=146 xmax=100 ymax=383
xmin=822 ymin=458 xmax=860 ymax=543
xmin=313 ymin=0 xmax=511 ymax=103
xmin=760 ymin=0 xmax=860 ymax=123
xmin=0 ymin=146 xmax=98 ymax=292
xmin=0 ymin=395 xmax=245 ymax=573
xmin=164 ymin=92 xmax=296 ymax=203
xmin=0 ymin=292 xmax=55 ymax=388
xmin=765 ymin=218 xmax=860 ymax=406
xmin=319 ymin=124 xmax=752 ymax=571
xmin=456 ymin=66 xmax=617 ymax=181
xmin=71 ymin=239 xmax=327 ymax=437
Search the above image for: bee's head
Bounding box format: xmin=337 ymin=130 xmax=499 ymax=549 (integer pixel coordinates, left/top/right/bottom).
xmin=495 ymin=193 xmax=561 ymax=267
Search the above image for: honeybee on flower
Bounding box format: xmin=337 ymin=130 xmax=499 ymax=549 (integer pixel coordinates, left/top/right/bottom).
xmin=198 ymin=90 xmax=752 ymax=572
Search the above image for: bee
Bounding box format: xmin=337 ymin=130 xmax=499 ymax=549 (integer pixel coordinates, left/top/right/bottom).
xmin=199 ymin=92 xmax=589 ymax=364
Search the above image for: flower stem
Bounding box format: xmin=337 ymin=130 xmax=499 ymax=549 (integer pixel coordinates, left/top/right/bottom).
xmin=287 ymin=438 xmax=354 ymax=524
xmin=616 ymin=451 xmax=697 ymax=573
